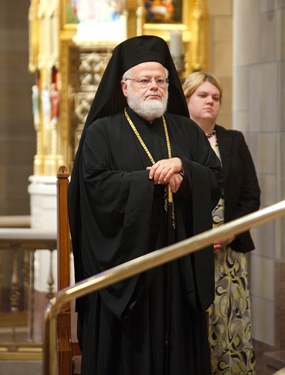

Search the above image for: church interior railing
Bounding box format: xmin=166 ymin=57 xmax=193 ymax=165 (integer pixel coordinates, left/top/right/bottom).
xmin=0 ymin=227 xmax=57 ymax=360
xmin=43 ymin=200 xmax=285 ymax=375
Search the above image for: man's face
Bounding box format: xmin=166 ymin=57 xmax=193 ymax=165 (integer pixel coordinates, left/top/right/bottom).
xmin=121 ymin=62 xmax=169 ymax=121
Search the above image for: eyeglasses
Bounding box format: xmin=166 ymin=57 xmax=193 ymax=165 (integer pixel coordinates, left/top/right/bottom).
xmin=124 ymin=78 xmax=169 ymax=88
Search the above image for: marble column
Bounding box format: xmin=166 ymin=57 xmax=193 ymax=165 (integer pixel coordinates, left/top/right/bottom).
xmin=233 ymin=0 xmax=285 ymax=348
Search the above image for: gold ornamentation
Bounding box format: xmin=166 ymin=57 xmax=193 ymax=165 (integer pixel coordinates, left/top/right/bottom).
xmin=124 ymin=108 xmax=175 ymax=229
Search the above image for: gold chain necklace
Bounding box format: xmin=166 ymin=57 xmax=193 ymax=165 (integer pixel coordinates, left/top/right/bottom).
xmin=124 ymin=107 xmax=174 ymax=206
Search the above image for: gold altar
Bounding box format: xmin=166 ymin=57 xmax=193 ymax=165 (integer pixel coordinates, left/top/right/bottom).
xmin=28 ymin=0 xmax=210 ymax=177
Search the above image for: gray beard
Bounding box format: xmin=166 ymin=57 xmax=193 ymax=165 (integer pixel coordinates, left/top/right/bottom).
xmin=128 ymin=92 xmax=168 ymax=122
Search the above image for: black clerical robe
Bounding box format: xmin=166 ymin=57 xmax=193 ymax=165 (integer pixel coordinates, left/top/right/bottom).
xmin=70 ymin=108 xmax=222 ymax=375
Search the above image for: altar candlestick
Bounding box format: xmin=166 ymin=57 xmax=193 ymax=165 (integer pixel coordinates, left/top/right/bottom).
xmin=170 ymin=30 xmax=183 ymax=57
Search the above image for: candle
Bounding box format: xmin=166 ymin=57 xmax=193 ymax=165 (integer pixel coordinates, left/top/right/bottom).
xmin=169 ymin=30 xmax=183 ymax=56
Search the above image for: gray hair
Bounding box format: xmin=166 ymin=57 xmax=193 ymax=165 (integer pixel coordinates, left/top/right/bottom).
xmin=122 ymin=66 xmax=169 ymax=81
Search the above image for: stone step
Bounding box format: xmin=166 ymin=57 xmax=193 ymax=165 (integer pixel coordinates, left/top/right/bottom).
xmin=264 ymin=351 xmax=285 ymax=375
xmin=0 ymin=360 xmax=41 ymax=375
xmin=273 ymin=368 xmax=285 ymax=375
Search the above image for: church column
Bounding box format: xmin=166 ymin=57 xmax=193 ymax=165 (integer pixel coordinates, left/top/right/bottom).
xmin=233 ymin=0 xmax=285 ymax=350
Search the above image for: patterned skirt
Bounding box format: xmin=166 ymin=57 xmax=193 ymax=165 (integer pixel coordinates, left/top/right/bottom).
xmin=208 ymin=247 xmax=256 ymax=374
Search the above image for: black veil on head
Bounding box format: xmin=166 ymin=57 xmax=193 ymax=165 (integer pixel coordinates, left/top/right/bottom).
xmin=68 ymin=35 xmax=189 ymax=269
xmin=84 ymin=34 xmax=189 ymax=128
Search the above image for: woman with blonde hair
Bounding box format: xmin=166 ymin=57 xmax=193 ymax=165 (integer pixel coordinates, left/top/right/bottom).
xmin=183 ymin=71 xmax=261 ymax=374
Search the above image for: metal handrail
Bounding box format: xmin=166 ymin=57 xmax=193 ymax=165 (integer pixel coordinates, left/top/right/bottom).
xmin=43 ymin=200 xmax=285 ymax=375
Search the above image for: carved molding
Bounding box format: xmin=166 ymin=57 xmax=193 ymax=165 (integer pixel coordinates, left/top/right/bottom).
xmin=72 ymin=49 xmax=112 ymax=153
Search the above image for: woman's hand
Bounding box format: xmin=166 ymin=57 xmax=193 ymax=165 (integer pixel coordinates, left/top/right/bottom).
xmin=214 ymin=236 xmax=236 ymax=253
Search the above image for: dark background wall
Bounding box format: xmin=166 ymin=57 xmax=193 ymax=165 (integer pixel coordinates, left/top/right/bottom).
xmin=0 ymin=1 xmax=35 ymax=215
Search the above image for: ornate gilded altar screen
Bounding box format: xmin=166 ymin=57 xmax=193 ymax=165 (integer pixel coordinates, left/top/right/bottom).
xmin=28 ymin=0 xmax=209 ymax=176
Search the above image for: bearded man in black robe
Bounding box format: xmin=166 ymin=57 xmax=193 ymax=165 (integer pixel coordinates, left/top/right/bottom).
xmin=68 ymin=35 xmax=222 ymax=375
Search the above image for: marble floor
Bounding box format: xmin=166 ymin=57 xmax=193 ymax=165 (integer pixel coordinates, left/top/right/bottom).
xmin=254 ymin=339 xmax=285 ymax=375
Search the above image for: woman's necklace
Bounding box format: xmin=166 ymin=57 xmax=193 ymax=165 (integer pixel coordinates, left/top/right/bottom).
xmin=124 ymin=107 xmax=175 ymax=228
xmin=206 ymin=129 xmax=216 ymax=138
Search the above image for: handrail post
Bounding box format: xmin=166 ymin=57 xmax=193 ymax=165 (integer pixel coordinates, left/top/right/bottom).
xmin=56 ymin=166 xmax=73 ymax=375
xmin=57 ymin=165 xmax=70 ymax=292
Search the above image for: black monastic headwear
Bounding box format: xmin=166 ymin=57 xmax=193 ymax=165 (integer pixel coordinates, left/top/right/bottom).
xmin=84 ymin=34 xmax=189 ymax=126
